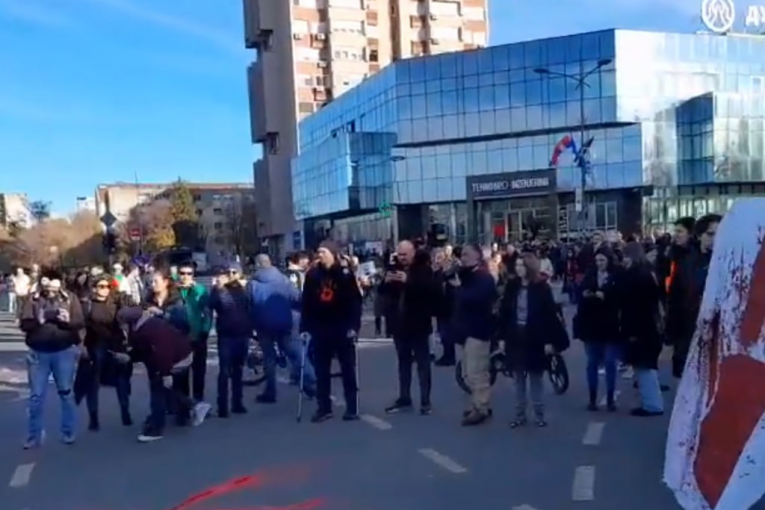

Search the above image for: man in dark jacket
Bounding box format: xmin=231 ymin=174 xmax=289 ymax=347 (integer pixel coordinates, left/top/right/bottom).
xmin=382 ymin=241 xmax=439 ymax=415
xmin=20 ymin=272 xmax=85 ymax=448
xmin=666 ymin=214 xmax=721 ymax=378
xmin=116 ymin=307 xmax=209 ymax=442
xmin=300 ymin=240 xmax=362 ymax=423
xmin=209 ymin=271 xmax=252 ymax=417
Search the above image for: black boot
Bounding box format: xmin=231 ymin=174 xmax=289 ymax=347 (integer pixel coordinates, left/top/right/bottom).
xmin=587 ymin=390 xmax=598 ymax=411
xmin=88 ymin=414 xmax=100 ymax=431
xmin=121 ymin=408 xmax=133 ymax=426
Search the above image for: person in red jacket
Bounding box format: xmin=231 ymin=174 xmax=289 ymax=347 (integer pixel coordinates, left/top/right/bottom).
xmin=115 ymin=307 xmax=210 ymax=442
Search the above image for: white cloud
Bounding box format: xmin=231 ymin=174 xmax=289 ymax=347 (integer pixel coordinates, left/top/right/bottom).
xmin=84 ymin=0 xmax=244 ymax=56
xmin=0 ymin=0 xmax=73 ymax=27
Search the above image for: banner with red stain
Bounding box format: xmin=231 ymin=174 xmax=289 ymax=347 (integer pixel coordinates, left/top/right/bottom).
xmin=665 ymin=198 xmax=765 ymax=510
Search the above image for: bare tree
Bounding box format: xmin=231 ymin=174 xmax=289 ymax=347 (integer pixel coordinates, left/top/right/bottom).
xmin=223 ymin=195 xmax=258 ymax=257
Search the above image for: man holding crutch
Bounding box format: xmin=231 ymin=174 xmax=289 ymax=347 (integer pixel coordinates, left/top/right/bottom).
xmin=299 ymin=240 xmax=363 ymax=423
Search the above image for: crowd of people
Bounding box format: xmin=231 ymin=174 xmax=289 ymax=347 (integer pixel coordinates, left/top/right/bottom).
xmin=0 ymin=211 xmax=721 ymax=447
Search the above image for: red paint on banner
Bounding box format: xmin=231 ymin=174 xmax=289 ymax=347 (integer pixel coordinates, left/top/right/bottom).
xmin=694 ymin=235 xmax=765 ymax=508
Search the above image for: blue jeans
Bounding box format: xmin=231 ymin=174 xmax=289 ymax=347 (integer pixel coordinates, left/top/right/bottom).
xmin=635 ymin=368 xmax=664 ymax=413
xmin=260 ymin=334 xmax=315 ymax=399
xmin=26 ymin=346 xmax=78 ymax=441
xmin=216 ymin=337 xmax=249 ymax=411
xmin=85 ymin=345 xmax=131 ymax=420
xmin=584 ymin=342 xmax=621 ymax=401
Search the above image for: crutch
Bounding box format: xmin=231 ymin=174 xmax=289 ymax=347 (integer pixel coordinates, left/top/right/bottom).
xmin=296 ymin=332 xmax=312 ymax=422
xmin=351 ymin=331 xmax=360 ymax=415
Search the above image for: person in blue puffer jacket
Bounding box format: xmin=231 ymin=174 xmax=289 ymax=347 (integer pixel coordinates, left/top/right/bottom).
xmin=248 ymin=254 xmax=316 ymax=403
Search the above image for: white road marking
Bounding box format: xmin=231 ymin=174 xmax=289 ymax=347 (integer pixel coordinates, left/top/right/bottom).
xmin=9 ymin=463 xmax=35 ymax=488
xmin=360 ymin=414 xmax=392 ymax=430
xmin=582 ymin=421 xmax=605 ymax=446
xmin=417 ymin=448 xmax=468 ymax=474
xmin=0 ymin=342 xmax=28 ymax=352
xmin=598 ymin=390 xmax=620 ymax=408
xmin=512 ymin=505 xmax=539 ymax=510
xmin=571 ymin=465 xmax=596 ymax=501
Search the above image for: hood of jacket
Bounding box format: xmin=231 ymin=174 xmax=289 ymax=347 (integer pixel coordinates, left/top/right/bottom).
xmin=254 ymin=266 xmax=285 ymax=284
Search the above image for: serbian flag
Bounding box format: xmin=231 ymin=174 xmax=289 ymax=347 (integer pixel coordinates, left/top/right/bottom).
xmin=664 ymin=198 xmax=765 ymax=510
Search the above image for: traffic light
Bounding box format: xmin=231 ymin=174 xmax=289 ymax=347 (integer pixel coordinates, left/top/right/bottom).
xmin=103 ymin=230 xmax=117 ymax=254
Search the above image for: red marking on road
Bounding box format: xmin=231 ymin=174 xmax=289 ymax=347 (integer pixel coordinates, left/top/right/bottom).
xmin=694 ymin=236 xmax=765 ymax=507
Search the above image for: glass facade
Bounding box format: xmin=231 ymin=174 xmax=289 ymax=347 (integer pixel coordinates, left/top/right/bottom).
xmin=293 ymin=29 xmax=765 ymax=233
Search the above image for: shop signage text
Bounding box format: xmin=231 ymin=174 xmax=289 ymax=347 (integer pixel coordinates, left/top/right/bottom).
xmin=467 ymin=170 xmax=557 ymax=200
xmin=701 ymin=0 xmax=765 ymax=33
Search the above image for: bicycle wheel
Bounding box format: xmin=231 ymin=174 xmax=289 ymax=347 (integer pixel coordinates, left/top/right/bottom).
xmin=454 ymin=355 xmax=500 ymax=395
xmin=547 ymin=353 xmax=569 ymax=395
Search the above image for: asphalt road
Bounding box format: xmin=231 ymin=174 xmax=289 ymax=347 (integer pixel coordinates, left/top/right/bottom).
xmin=0 ymin=310 xmax=687 ymax=510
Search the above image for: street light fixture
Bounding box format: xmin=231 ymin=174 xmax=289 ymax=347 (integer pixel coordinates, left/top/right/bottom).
xmin=534 ymin=58 xmax=613 ymax=237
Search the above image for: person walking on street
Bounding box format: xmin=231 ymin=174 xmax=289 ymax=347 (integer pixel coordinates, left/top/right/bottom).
xmin=383 ymin=241 xmax=439 ymax=416
xmin=10 ymin=267 xmax=30 ymax=319
xmin=20 ymin=271 xmax=85 ymax=448
xmin=300 ymin=240 xmax=362 ymax=423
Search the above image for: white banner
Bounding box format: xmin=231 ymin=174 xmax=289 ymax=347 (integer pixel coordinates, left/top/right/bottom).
xmin=664 ymin=198 xmax=765 ymax=510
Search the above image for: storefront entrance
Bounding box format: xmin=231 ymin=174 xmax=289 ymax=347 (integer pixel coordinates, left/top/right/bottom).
xmin=483 ymin=201 xmax=554 ymax=243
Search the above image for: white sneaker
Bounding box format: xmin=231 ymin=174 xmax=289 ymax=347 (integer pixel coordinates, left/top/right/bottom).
xmin=137 ymin=433 xmax=163 ymax=443
xmin=622 ymin=366 xmax=635 ymax=379
xmin=192 ymin=402 xmax=211 ymax=427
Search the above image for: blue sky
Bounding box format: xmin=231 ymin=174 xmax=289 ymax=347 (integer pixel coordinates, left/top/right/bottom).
xmin=0 ymin=0 xmax=699 ymax=213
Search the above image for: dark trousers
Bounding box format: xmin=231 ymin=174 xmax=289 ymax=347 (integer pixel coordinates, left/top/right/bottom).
xmin=176 ymin=338 xmax=207 ymax=401
xmin=148 ymin=369 xmax=194 ymax=432
xmin=393 ymin=334 xmax=432 ymax=405
xmin=437 ymin=318 xmax=455 ymax=361
xmin=313 ymin=336 xmax=357 ymax=414
xmin=216 ymin=337 xmax=248 ymax=412
xmin=85 ymin=345 xmax=131 ymax=421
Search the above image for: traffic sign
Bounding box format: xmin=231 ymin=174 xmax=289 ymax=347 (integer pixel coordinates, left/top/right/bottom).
xmin=100 ymin=211 xmax=117 ymax=228
xmin=129 ymin=227 xmax=141 ymax=241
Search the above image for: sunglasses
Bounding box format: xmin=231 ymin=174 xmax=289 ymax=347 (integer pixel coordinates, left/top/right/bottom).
xmin=179 ymin=271 xmax=194 ymax=276
xmin=96 ymin=284 xmax=111 ymax=290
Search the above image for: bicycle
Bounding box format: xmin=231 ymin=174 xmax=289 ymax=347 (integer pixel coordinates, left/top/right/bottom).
xmin=454 ymin=345 xmax=570 ymax=395
xmin=243 ymin=335 xmax=288 ymax=387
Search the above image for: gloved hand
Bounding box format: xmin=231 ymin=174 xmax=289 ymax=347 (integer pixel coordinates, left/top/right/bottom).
xmin=299 ymin=332 xmax=312 ymax=343
xmin=162 ymin=375 xmax=173 ymax=388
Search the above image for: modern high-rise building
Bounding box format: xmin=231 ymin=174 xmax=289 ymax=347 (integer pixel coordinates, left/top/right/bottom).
xmin=243 ymin=0 xmax=489 ymax=254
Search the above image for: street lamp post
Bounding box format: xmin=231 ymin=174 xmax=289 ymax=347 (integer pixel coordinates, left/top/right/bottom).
xmin=534 ymin=58 xmax=612 ymax=238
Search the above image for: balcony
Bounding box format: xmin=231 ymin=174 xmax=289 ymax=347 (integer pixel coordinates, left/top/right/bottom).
xmin=243 ymin=0 xmax=278 ymax=49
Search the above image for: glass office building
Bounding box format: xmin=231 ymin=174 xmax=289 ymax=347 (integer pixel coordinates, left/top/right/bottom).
xmin=292 ymin=29 xmax=765 ymax=247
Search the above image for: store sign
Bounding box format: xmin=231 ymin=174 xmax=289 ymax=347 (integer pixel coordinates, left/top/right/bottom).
xmin=467 ymin=170 xmax=557 ymax=200
xmin=701 ymin=0 xmax=765 ymax=33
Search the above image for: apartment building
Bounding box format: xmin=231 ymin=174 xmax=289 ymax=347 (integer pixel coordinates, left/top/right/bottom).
xmin=243 ymin=0 xmax=488 ymax=254
xmin=0 ymin=193 xmax=34 ymax=228
xmin=95 ymin=183 xmax=256 ymax=259
xmin=75 ymin=196 xmax=97 ymax=214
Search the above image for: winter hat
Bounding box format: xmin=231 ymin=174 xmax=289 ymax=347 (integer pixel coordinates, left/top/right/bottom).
xmin=319 ymin=239 xmax=341 ymax=260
